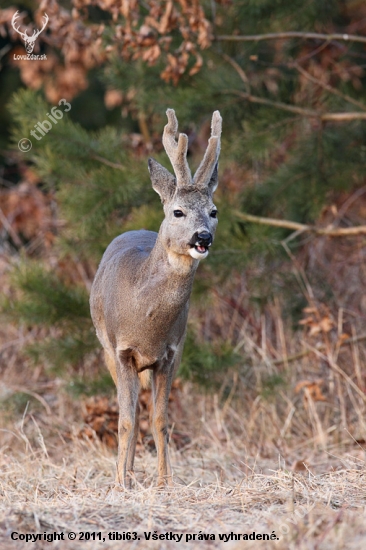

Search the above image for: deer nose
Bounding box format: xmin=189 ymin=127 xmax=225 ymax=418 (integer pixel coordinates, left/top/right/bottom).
xmin=197 ymin=231 xmax=212 ymax=247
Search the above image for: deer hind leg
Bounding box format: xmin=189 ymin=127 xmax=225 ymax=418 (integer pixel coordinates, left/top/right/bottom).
xmin=126 ymin=400 xmax=140 ymax=485
xmin=151 ymin=353 xmax=175 ymax=487
xmin=115 ymin=350 xmax=140 ymax=489
xmin=104 ymin=349 xmax=117 ymax=385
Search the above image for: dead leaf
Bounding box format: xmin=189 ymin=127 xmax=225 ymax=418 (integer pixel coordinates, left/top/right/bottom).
xmin=77 ymin=379 xmax=187 ymax=450
xmin=104 ymin=89 xmax=123 ymax=109
xmin=291 ymin=459 xmax=309 ymax=472
xmin=295 ymin=379 xmax=327 ymax=405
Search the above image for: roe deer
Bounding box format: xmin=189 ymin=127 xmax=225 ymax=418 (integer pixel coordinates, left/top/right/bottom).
xmin=90 ymin=108 xmax=222 ymax=488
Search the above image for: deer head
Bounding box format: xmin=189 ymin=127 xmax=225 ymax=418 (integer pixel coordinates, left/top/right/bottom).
xmin=12 ymin=11 xmax=49 ymax=54
xmin=148 ymin=109 xmax=222 ymax=261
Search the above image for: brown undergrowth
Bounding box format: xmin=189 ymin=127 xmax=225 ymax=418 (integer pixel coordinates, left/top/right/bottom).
xmin=1 ymin=326 xmax=366 ymax=549
xmin=1 ymin=184 xmax=366 ymax=548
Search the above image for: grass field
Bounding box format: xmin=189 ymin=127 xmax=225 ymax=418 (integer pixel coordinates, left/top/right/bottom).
xmin=1 ymin=254 xmax=366 ymax=549
xmin=1 ymin=371 xmax=365 ymax=550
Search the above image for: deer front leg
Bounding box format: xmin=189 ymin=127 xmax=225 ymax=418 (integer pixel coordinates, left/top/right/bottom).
xmin=126 ymin=401 xmax=140 ymax=484
xmin=151 ymin=361 xmax=174 ymax=487
xmin=115 ymin=355 xmax=139 ymax=489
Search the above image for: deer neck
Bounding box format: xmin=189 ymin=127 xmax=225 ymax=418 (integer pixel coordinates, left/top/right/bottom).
xmin=142 ymin=227 xmax=199 ymax=302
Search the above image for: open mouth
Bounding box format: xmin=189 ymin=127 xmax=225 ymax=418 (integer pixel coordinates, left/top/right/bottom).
xmin=188 ymin=243 xmax=210 ymax=260
xmin=188 ymin=234 xmax=212 ymax=259
xmin=194 ymin=244 xmax=209 ymax=254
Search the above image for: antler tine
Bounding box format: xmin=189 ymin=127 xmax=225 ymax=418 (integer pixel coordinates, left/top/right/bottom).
xmin=38 ymin=12 xmax=49 ymax=34
xmin=193 ymin=110 xmax=222 ymax=187
xmin=162 ymin=109 xmax=192 ymax=187
xmin=32 ymin=12 xmax=49 ymax=39
xmin=12 ymin=10 xmax=27 ymax=38
xmin=12 ymin=10 xmax=20 ymax=28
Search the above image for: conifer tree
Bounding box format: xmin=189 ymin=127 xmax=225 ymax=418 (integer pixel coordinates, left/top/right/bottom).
xmin=1 ymin=0 xmax=366 ymax=383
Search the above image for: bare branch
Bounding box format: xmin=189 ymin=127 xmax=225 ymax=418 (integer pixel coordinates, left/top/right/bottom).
xmin=0 ymin=206 xmax=23 ymax=247
xmin=226 ymin=90 xmax=366 ymax=121
xmin=233 ymin=210 xmax=366 ymax=237
xmin=304 ymin=342 xmax=366 ymax=403
xmin=321 ymin=112 xmax=366 ymax=122
xmin=273 ymin=332 xmax=366 ymax=366
xmin=227 ymin=90 xmax=319 ymax=116
xmin=216 ymin=31 xmax=366 ymax=45
xmin=90 ymin=154 xmax=125 ymax=171
xmin=222 ymin=53 xmax=250 ymax=93
xmin=293 ymin=62 xmax=366 ymax=112
xmin=234 ymin=211 xmax=311 ymax=232
xmin=9 ymin=385 xmax=52 ymax=415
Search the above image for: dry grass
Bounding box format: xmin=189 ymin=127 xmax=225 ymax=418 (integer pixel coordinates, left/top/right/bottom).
xmin=1 ymin=250 xmax=366 ymax=549
xmin=1 ymin=381 xmax=366 ymax=550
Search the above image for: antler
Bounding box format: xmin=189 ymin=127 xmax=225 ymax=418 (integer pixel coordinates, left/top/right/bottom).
xmin=193 ymin=111 xmax=222 ymax=187
xmin=33 ymin=12 xmax=49 ymax=40
xmin=11 ymin=11 xmax=48 ymax=53
xmin=12 ymin=11 xmax=28 ymax=40
xmin=162 ymin=109 xmax=192 ymax=187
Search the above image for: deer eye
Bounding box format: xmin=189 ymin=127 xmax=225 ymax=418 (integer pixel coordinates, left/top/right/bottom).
xmin=173 ymin=210 xmax=184 ymax=218
xmin=210 ymin=210 xmax=218 ymax=218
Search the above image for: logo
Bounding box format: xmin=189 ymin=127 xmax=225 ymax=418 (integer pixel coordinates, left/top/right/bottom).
xmin=18 ymin=138 xmax=32 ymax=153
xmin=11 ymin=10 xmax=48 ymax=55
xmin=18 ymin=99 xmax=71 ymax=153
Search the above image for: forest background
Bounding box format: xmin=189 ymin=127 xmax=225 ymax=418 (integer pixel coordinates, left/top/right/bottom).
xmin=1 ymin=1 xmax=366 ymax=548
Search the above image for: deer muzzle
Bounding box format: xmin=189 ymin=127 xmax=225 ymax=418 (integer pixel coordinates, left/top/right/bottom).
xmin=189 ymin=231 xmax=212 ymax=255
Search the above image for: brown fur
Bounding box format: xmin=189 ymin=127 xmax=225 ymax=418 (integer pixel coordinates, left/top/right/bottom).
xmin=90 ymin=109 xmax=222 ymax=488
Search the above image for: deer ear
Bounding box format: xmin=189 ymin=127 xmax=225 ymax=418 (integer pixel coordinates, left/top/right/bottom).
xmin=148 ymin=158 xmax=176 ymax=203
xmin=207 ymin=162 xmax=219 ymax=194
